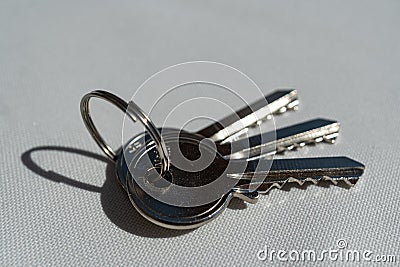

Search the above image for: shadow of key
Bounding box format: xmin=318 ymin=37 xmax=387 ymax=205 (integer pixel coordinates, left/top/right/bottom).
xmin=21 ymin=146 xmax=192 ymax=238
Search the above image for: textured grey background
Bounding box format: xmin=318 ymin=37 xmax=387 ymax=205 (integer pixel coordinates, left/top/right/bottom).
xmin=1 ymin=0 xmax=399 ymax=266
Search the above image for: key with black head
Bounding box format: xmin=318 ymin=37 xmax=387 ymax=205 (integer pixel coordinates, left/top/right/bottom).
xmin=117 ymin=133 xmax=364 ymax=230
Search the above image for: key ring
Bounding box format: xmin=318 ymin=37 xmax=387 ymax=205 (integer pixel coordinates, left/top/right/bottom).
xmin=80 ymin=90 xmax=170 ymax=173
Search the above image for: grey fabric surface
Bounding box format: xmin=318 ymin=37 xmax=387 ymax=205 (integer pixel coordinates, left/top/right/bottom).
xmin=1 ymin=0 xmax=399 ymax=266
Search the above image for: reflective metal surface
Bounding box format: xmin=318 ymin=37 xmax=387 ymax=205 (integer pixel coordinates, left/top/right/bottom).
xmin=197 ymin=89 xmax=298 ymax=142
xmin=222 ymin=118 xmax=340 ymax=159
xmin=117 ymin=137 xmax=364 ymax=229
xmin=80 ymin=90 xmax=170 ymax=174
xmin=81 ymin=89 xmax=365 ymax=230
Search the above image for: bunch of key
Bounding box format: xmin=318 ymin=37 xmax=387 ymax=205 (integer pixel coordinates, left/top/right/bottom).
xmin=81 ymin=89 xmax=365 ymax=230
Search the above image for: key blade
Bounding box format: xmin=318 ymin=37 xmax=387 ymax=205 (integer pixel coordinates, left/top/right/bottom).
xmin=223 ymin=118 xmax=340 ymax=160
xmin=196 ymin=89 xmax=298 ymax=143
xmin=231 ymin=157 xmax=365 ymax=193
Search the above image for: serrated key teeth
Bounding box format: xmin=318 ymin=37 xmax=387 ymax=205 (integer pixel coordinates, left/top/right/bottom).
xmin=344 ymin=180 xmax=359 ymax=186
xmin=286 ymin=177 xmax=318 ymax=186
xmin=244 ymin=176 xmax=360 ymax=194
xmin=305 ymin=177 xmax=319 ymax=185
xmin=323 ymin=176 xmax=339 ymax=185
xmin=343 ymin=179 xmax=357 ymax=186
xmin=233 ymin=190 xmax=259 ymax=204
xmin=278 ymin=106 xmax=287 ymax=113
xmin=323 ymin=132 xmax=339 ymax=144
xmin=286 ymin=144 xmax=295 ymax=151
xmin=276 ymin=100 xmax=299 ymax=114
xmin=324 ymin=138 xmax=336 ymax=144
xmin=259 ymin=183 xmax=282 ymax=194
xmin=286 ymin=99 xmax=299 ymax=110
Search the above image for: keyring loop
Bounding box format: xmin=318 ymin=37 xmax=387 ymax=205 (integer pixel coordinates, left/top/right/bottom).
xmin=80 ymin=90 xmax=170 ymax=173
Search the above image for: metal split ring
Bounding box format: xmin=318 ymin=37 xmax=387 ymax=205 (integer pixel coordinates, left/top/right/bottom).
xmin=80 ymin=90 xmax=170 ymax=173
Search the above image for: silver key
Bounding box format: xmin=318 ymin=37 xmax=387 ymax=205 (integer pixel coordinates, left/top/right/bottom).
xmin=232 ymin=156 xmax=363 ymax=195
xmin=143 ymin=118 xmax=339 ymax=162
xmin=221 ymin=118 xmax=339 ymax=160
xmin=118 ymin=134 xmax=364 ymax=230
xmin=160 ymin=89 xmax=298 ymax=144
xmin=197 ymin=89 xmax=298 ymax=142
